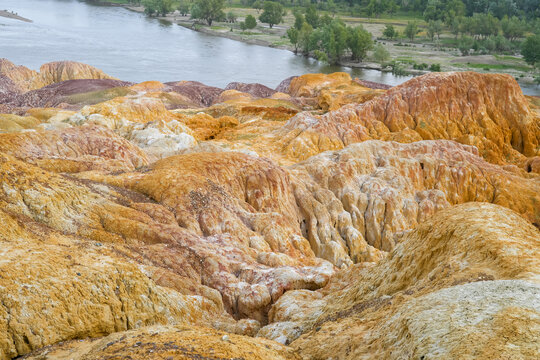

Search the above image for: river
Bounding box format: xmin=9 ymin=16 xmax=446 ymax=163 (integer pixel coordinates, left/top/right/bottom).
xmin=0 ymin=0 xmax=538 ymax=95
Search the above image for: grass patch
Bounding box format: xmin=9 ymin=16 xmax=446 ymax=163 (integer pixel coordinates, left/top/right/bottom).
xmin=494 ymin=55 xmax=522 ymax=62
xmin=466 ymin=63 xmax=532 ymax=72
xmin=395 ymin=57 xmax=416 ymax=64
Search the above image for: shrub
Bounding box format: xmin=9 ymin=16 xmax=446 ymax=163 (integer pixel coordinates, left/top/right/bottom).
xmin=372 ymin=43 xmax=390 ymax=63
xmin=244 ymin=14 xmax=257 ymax=29
xmin=313 ymin=50 xmax=328 ymax=62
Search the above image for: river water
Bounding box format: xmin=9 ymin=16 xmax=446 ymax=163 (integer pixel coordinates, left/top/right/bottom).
xmin=0 ymin=0 xmax=538 ymax=95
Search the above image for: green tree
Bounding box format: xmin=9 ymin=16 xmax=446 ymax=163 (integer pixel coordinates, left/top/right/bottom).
xmin=444 ymin=0 xmax=465 ymax=24
xmin=259 ymin=1 xmax=283 ymax=29
xmin=178 ymin=2 xmax=190 ymax=16
xmin=190 ymin=3 xmax=202 ymax=20
xmin=387 ymin=0 xmax=399 ymax=17
xmin=227 ymin=11 xmax=237 ymax=23
xmin=347 ymin=25 xmax=373 ymax=61
xmin=305 ymin=5 xmax=319 ymax=28
xmin=501 ymin=16 xmax=526 ymax=41
xmin=252 ymin=0 xmax=263 ymax=13
xmin=433 ymin=20 xmax=443 ymax=40
xmin=383 ymin=24 xmax=396 ymax=39
xmin=522 ymin=35 xmax=540 ymax=66
xmin=319 ymin=20 xmax=349 ymax=64
xmin=319 ymin=14 xmax=333 ymax=27
xmin=471 ymin=13 xmax=500 ymax=39
xmin=373 ymin=43 xmax=390 ymax=62
xmin=327 ymin=0 xmax=337 ymax=17
xmin=450 ymin=16 xmax=461 ymax=38
xmin=143 ymin=0 xmax=173 ymax=16
xmin=287 ymin=27 xmax=300 ymax=53
xmin=423 ymin=0 xmax=444 ymax=22
xmin=244 ymin=14 xmax=257 ymax=29
xmin=427 ymin=21 xmax=436 ymax=41
xmin=298 ymin=22 xmax=314 ymax=55
xmin=458 ymin=36 xmax=474 ymax=55
xmin=371 ymin=0 xmax=388 ymax=18
xmin=404 ymin=21 xmax=418 ymax=42
xmin=293 ymin=11 xmax=305 ymax=30
xmin=366 ymin=0 xmax=375 ymax=18
xmin=351 ymin=4 xmax=362 ymax=17
xmin=192 ymin=0 xmax=225 ymax=26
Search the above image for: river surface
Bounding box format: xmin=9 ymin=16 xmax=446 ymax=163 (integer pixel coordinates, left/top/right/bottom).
xmin=0 ymin=0 xmax=538 ymax=95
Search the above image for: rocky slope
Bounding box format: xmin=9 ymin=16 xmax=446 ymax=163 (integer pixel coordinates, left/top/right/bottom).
xmin=0 ymin=61 xmax=539 ymax=359
xmin=264 ymin=203 xmax=540 ymax=359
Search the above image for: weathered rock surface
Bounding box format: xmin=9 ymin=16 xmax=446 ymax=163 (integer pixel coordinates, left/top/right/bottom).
xmin=261 ymin=203 xmax=540 ymax=359
xmin=0 ymin=205 xmax=231 ymax=360
xmin=0 ymin=125 xmax=149 ymax=172
xmin=76 ymin=152 xmax=335 ymax=320
xmin=22 ymin=325 xmax=300 ymax=360
xmin=0 ymin=59 xmax=115 ymax=93
xmin=285 ymin=72 xmax=384 ymax=111
xmin=12 ymin=79 xmax=134 ymax=109
xmin=225 ymin=81 xmax=277 ymax=98
xmin=0 ymin=60 xmax=539 ymax=359
xmin=288 ymin=140 xmax=540 ymax=265
xmin=0 ymin=114 xmax=40 ymax=132
xmin=165 ymin=80 xmax=223 ymax=107
xmin=276 ymin=72 xmax=540 ymax=168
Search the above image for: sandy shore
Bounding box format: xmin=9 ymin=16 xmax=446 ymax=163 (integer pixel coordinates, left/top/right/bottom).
xmin=0 ymin=10 xmax=32 ymax=23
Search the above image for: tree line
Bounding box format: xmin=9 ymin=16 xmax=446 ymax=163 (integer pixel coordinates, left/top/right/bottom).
xmin=287 ymin=7 xmax=373 ymax=64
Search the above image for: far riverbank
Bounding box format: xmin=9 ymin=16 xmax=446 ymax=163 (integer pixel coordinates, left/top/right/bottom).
xmin=124 ymin=6 xmax=408 ymax=76
xmin=121 ymin=5 xmax=539 ymax=85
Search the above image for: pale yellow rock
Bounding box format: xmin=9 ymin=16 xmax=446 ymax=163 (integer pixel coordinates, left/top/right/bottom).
xmin=0 ymin=209 xmax=228 ymax=360
xmin=23 ymin=325 xmax=301 ymax=360
xmin=0 ymin=114 xmax=40 ymax=132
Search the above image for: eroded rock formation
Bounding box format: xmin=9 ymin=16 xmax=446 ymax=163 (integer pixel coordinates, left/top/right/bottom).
xmin=0 ymin=59 xmax=116 ymax=93
xmin=274 ymin=72 xmax=540 ymax=168
xmin=0 ymin=61 xmax=538 ymax=359
xmin=262 ymin=203 xmax=540 ymax=359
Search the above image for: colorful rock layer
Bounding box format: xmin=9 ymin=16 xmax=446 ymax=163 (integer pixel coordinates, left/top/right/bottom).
xmin=0 ymin=59 xmax=539 ymax=360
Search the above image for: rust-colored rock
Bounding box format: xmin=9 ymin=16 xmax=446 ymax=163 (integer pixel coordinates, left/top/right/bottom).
xmin=225 ymin=81 xmax=277 ymax=98
xmin=276 ymin=72 xmax=540 ymax=167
